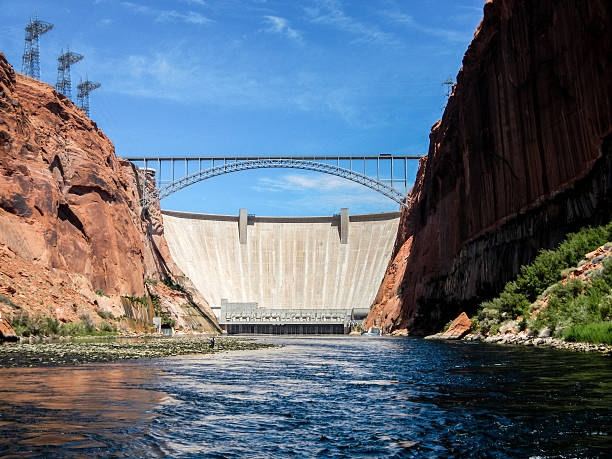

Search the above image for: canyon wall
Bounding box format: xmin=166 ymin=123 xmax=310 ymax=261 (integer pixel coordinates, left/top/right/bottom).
xmin=365 ymin=0 xmax=612 ymax=334
xmin=0 ymin=53 xmax=218 ymax=331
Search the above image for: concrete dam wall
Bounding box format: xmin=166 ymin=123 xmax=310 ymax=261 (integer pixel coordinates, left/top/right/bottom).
xmin=161 ymin=210 xmax=400 ymax=317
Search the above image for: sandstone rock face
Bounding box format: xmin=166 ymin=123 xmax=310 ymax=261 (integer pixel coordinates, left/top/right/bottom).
xmin=441 ymin=312 xmax=472 ymax=339
xmin=0 ymin=315 xmax=17 ymax=341
xmin=366 ymin=0 xmax=612 ymax=334
xmin=146 ymin=282 xmax=221 ymax=333
xmin=0 ymin=53 xmax=218 ymax=331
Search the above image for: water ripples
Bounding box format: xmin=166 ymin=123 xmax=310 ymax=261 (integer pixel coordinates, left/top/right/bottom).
xmin=0 ymin=337 xmax=611 ymax=457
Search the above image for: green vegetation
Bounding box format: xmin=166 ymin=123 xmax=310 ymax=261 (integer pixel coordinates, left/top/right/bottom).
xmin=563 ymin=322 xmax=612 ymax=345
xmin=94 ymin=289 xmax=109 ymax=297
xmin=150 ymin=293 xmax=176 ymax=328
xmin=96 ymin=310 xmax=115 ymax=320
xmin=8 ymin=312 xmax=117 ymax=338
xmin=162 ymin=278 xmax=187 ymax=293
xmin=123 ymin=293 xmax=176 ymax=328
xmin=0 ymin=294 xmax=16 ymax=308
xmin=474 ymin=221 xmax=612 ymax=345
xmin=123 ymin=295 xmax=147 ymax=306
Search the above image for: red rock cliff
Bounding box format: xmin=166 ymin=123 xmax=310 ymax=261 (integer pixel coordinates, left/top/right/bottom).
xmin=0 ymin=53 xmax=218 ymax=331
xmin=365 ymin=0 xmax=612 ymax=334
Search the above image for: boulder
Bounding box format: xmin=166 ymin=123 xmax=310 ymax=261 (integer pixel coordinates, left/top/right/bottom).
xmin=538 ymin=327 xmax=552 ymax=338
xmin=500 ymin=320 xmax=518 ymax=335
xmin=440 ymin=312 xmax=472 ymax=339
xmin=0 ymin=316 xmax=17 ymax=342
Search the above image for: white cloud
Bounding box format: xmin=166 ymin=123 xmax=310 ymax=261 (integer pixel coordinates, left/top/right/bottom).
xmin=383 ymin=11 xmax=471 ymax=43
xmin=250 ymin=173 xmax=394 ymax=213
xmin=263 ymin=16 xmax=302 ymax=41
xmin=180 ymin=0 xmax=206 ymax=5
xmin=252 ymin=174 xmax=364 ymax=193
xmin=305 ymin=0 xmax=397 ymax=46
xmin=93 ymin=48 xmax=380 ymax=126
xmin=120 ymin=2 xmax=212 ymax=25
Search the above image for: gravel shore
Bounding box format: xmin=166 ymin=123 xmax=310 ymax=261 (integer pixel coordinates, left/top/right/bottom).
xmin=0 ymin=336 xmax=275 ymax=368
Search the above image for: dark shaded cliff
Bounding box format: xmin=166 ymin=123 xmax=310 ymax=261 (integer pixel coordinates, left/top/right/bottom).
xmin=365 ymin=0 xmax=612 ymax=334
xmin=0 ymin=53 xmax=218 ymax=331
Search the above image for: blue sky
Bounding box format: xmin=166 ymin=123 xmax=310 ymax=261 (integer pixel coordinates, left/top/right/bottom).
xmin=0 ymin=0 xmax=484 ymax=216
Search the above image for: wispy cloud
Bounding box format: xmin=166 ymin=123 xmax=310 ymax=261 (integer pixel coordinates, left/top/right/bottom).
xmin=262 ymin=192 xmax=392 ymax=214
xmin=305 ymin=0 xmax=396 ymax=45
xmin=263 ymin=16 xmax=302 ymax=42
xmin=121 ymin=2 xmax=212 ymax=25
xmin=252 ymin=174 xmax=364 ymax=193
xmin=93 ymin=48 xmax=385 ymax=126
xmin=383 ymin=10 xmax=471 ymax=43
xmin=180 ymin=0 xmax=206 ymax=5
xmin=251 ymin=174 xmax=392 ymax=213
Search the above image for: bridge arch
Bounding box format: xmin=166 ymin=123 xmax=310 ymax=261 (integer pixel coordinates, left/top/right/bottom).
xmin=152 ymin=158 xmax=409 ymax=207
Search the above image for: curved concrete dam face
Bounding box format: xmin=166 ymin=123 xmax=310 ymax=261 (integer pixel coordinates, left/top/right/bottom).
xmin=162 ymin=210 xmax=400 ymax=315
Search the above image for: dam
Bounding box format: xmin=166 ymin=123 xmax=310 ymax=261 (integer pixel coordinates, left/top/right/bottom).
xmin=162 ymin=209 xmax=400 ymax=333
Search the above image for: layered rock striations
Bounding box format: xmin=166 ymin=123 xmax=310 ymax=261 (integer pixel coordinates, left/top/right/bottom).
xmin=365 ymin=0 xmax=612 ymax=334
xmin=0 ymin=53 xmax=218 ymax=331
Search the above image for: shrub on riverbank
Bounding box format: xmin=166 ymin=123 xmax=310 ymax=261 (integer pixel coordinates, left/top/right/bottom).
xmin=563 ymin=322 xmax=612 ymax=345
xmin=474 ymin=220 xmax=612 ymax=344
xmin=8 ymin=313 xmax=117 ymax=338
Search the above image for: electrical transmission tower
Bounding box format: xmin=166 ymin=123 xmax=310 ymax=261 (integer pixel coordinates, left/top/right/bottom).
xmin=56 ymin=46 xmax=83 ymax=99
xmin=443 ymin=76 xmax=455 ymax=99
xmin=21 ymin=15 xmax=53 ymax=80
xmin=77 ymin=76 xmax=101 ymax=117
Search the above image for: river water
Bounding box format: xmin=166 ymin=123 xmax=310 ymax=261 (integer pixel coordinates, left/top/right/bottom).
xmin=0 ymin=336 xmax=610 ymax=457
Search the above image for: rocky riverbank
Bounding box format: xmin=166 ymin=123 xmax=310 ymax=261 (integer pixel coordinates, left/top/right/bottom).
xmin=424 ymin=310 xmax=611 ymax=354
xmin=0 ymin=336 xmax=274 ymax=368
xmin=426 ymin=330 xmax=611 ymax=354
xmin=462 ymin=332 xmax=612 ymax=354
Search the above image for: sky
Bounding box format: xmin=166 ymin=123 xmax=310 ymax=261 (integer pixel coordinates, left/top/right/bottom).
xmin=0 ymin=0 xmax=484 ymax=216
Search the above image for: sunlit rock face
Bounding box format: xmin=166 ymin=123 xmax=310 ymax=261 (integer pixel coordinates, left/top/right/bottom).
xmin=0 ymin=53 xmax=217 ymax=328
xmin=366 ymin=0 xmax=612 ymax=334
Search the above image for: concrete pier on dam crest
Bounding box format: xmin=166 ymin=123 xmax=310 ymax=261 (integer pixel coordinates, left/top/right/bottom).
xmin=161 ymin=209 xmax=400 ymax=334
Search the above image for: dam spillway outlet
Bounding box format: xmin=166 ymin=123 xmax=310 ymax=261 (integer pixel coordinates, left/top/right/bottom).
xmin=162 ymin=209 xmax=400 ymax=334
xmin=219 ymin=301 xmax=365 ymax=335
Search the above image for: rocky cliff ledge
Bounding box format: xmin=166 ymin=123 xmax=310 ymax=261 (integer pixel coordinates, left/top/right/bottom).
xmin=365 ymin=0 xmax=612 ymax=334
xmin=0 ymin=53 xmax=218 ymax=331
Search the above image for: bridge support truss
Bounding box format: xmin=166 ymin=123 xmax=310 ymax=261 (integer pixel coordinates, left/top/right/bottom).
xmin=125 ymin=155 xmax=422 ymax=208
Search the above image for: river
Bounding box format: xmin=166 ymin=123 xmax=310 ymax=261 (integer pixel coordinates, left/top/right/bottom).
xmin=0 ymin=336 xmax=610 ymax=457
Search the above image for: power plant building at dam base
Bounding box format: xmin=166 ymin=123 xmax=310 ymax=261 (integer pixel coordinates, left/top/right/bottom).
xmin=162 ymin=209 xmax=401 ymax=334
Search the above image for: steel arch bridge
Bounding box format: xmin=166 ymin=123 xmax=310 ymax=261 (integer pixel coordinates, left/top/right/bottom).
xmin=124 ymin=155 xmax=423 ymax=208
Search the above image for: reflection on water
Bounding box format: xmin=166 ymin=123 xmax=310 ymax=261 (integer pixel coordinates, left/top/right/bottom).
xmin=0 ymin=364 xmax=168 ymax=456
xmin=0 ymin=337 xmax=610 ymax=457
